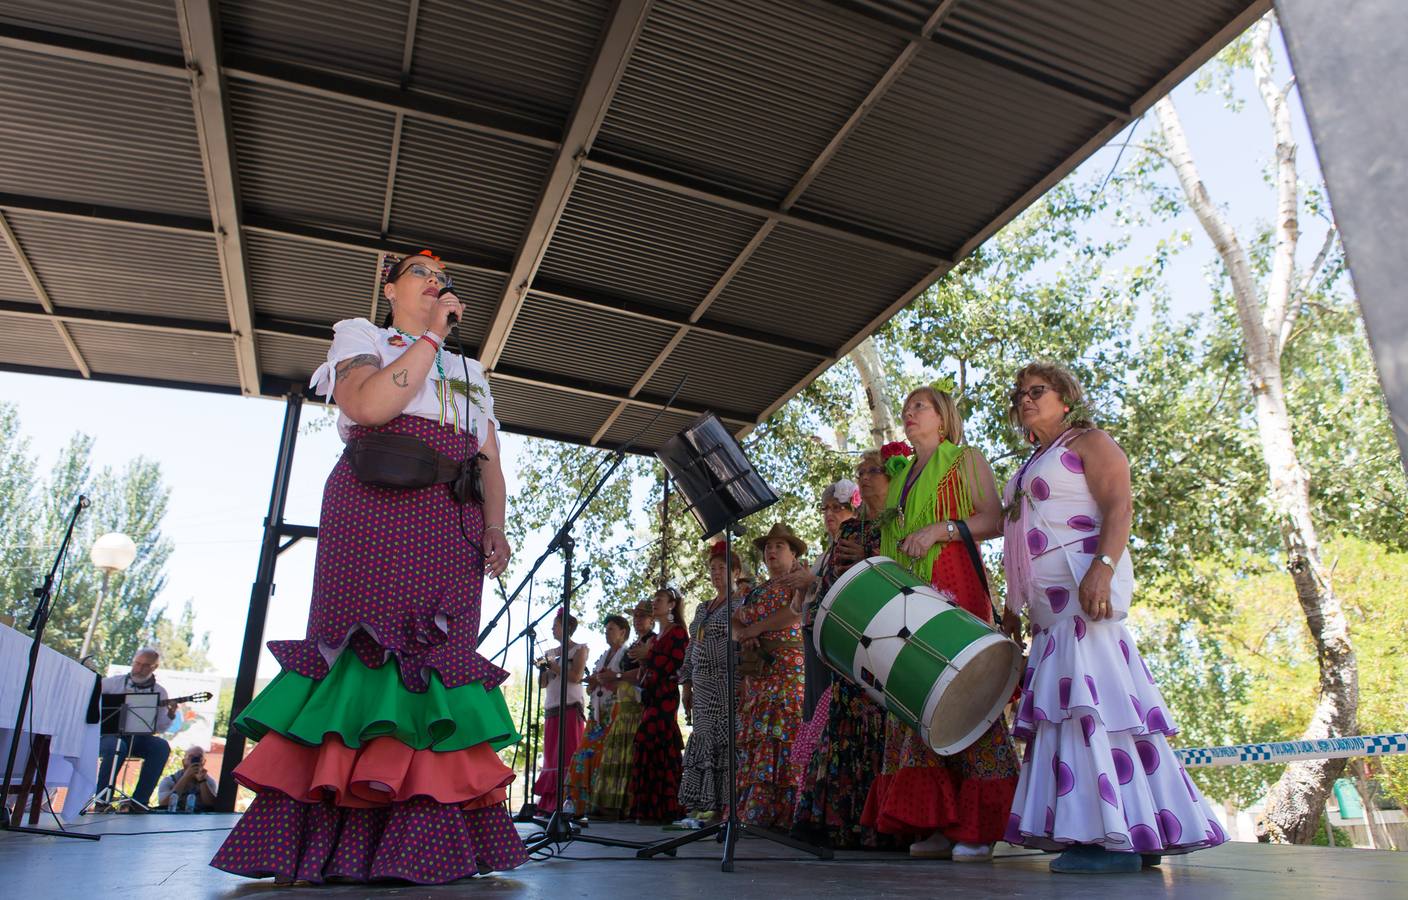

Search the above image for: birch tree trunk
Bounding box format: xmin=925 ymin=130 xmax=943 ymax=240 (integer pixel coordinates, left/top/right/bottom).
xmin=1153 ymin=16 xmax=1357 ymax=845
xmin=851 ymin=336 xmax=901 ymax=447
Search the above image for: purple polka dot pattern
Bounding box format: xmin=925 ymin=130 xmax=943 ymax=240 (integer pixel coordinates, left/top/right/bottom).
xmin=1084 ymin=675 xmax=1099 ymax=705
xmin=1158 ymin=809 xmax=1183 ymax=844
xmin=1098 ymin=773 xmax=1118 ymax=807
xmin=1066 ymin=514 xmax=1097 ymax=532
xmin=1074 ymin=617 xmax=1087 ymax=640
xmin=1027 ymin=528 xmax=1049 ymax=555
xmin=1136 ymin=739 xmax=1160 ymax=775
xmin=267 ymin=417 xmax=505 ymax=694
xmin=1055 ymin=762 xmax=1075 ymax=797
xmin=1023 ymin=667 xmax=1035 ymax=690
xmin=1183 ymin=769 xmax=1198 ymax=801
xmin=1044 ymin=807 xmax=1055 ymax=835
xmin=1059 ymin=677 xmax=1073 ymax=709
xmin=210 ymin=790 xmax=527 ymax=883
xmin=1142 ymin=657 xmax=1156 ymax=684
xmin=1081 ymin=536 xmax=1100 ymax=553
xmin=1046 ymin=586 xmax=1070 ymax=613
xmin=1129 ymin=823 xmax=1160 ymax=852
xmin=1112 ymin=748 xmax=1134 ymax=784
xmin=1061 ymin=451 xmax=1084 ymax=473
xmin=1005 ymin=813 xmax=1023 ymax=843
xmin=1209 ymin=817 xmax=1227 ymax=845
xmin=1030 ymin=476 xmax=1051 ymax=501
xmin=1130 ymin=694 xmax=1145 ymax=722
xmin=1034 ymin=706 xmax=1050 ymax=722
xmin=1080 ymin=714 xmax=1096 ymax=746
xmin=1042 ymin=636 xmax=1056 ymax=661
xmin=1120 ymin=640 xmax=1131 ymax=664
xmin=1146 ymin=706 xmax=1172 ymax=734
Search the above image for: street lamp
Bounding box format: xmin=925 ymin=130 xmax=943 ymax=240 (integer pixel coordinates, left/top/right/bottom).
xmin=82 ymin=532 xmax=137 ymax=661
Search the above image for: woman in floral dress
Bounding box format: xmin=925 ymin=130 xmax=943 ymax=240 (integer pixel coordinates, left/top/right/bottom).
xmin=627 ymin=588 xmax=689 ymax=822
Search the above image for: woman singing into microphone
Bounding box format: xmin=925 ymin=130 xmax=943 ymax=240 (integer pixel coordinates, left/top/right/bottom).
xmin=212 ymin=250 xmax=525 ymax=884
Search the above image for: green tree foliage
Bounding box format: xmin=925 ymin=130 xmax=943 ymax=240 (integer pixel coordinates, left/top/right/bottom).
xmin=0 ymin=404 xmax=209 ymax=672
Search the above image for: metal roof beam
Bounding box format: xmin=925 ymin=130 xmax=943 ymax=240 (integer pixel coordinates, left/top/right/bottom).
xmin=177 ymin=0 xmax=260 ymax=396
xmin=0 ymin=299 xmax=230 ymax=338
xmin=377 ymin=0 xmax=421 ymax=238
xmin=0 ymin=21 xmax=186 ymax=79
xmin=492 ymin=363 xmax=752 ymax=427
xmin=0 ymin=213 xmax=91 ymax=377
xmin=479 ymin=0 xmax=654 ymax=370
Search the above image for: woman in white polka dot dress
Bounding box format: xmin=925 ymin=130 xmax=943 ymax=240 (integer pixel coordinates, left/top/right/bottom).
xmin=999 ymin=362 xmax=1226 ymax=874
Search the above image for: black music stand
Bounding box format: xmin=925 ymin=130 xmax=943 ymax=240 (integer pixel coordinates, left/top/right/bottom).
xmin=637 ymin=413 xmax=832 ymax=870
xmin=81 ymin=693 xmax=160 ymax=814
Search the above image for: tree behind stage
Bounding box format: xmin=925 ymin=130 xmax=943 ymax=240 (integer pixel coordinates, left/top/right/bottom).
xmin=0 ymin=404 xmax=211 ymax=673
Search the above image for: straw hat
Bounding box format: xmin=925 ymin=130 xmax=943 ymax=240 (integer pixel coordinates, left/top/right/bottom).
xmin=751 ymin=522 xmax=807 ymax=558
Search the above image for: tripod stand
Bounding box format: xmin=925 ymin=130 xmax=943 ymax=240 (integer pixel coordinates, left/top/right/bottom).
xmin=634 ymin=526 xmax=832 ymax=868
xmin=1 ymin=494 xmax=99 ymax=841
xmin=81 ymin=696 xmax=158 ymax=814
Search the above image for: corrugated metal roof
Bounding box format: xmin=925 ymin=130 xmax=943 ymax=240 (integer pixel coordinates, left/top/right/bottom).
xmin=707 ymin=224 xmax=934 ymax=345
xmin=6 ymin=212 xmax=228 ymax=321
xmin=0 ymin=0 xmax=183 ymax=52
xmin=388 ymin=120 xmax=553 ymax=259
xmin=499 ymin=292 xmax=680 ymax=391
xmin=0 ymin=48 xmax=209 ymax=218
xmin=218 ymin=0 xmax=410 ymax=86
xmin=0 ymin=313 xmax=78 ymax=370
xmin=597 ymin=0 xmax=907 ymax=198
xmin=538 ymin=169 xmax=767 ymax=316
xmin=66 ymin=321 xmax=239 ymax=387
xmin=229 ymin=80 xmax=397 ymax=232
xmin=0 ymin=0 xmax=1268 ymax=450
xmin=411 ymin=0 xmax=612 ymax=126
xmin=795 ymin=41 xmax=1110 ymax=252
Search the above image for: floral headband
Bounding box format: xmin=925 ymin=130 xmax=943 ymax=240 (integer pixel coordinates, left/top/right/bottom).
xmin=822 ymin=478 xmax=862 ymax=509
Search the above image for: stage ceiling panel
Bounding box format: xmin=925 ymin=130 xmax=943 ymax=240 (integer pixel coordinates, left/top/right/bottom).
xmin=0 ymin=0 xmax=1269 ymax=452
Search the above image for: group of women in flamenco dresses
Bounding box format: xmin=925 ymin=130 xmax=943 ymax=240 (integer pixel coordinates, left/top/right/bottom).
xmin=208 ymin=242 xmax=1229 ymax=884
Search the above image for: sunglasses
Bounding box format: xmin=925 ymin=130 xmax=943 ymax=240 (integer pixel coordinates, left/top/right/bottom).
xmin=1011 ymin=384 xmax=1055 ymax=405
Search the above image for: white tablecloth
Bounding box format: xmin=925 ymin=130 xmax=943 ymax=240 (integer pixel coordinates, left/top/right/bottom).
xmin=0 ymin=622 xmax=100 ymax=823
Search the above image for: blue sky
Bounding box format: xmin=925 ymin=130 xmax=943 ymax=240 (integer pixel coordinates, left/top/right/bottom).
xmin=2 ymin=26 xmax=1337 ymax=678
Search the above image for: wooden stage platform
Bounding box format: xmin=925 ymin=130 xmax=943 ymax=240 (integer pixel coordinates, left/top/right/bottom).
xmin=3 ymin=813 xmax=1404 ymax=898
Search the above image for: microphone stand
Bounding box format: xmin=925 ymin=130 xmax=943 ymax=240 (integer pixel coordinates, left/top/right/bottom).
xmin=1 ymin=494 xmax=100 ymax=840
xmin=635 ymin=527 xmax=832 ymax=869
xmin=519 ymin=450 xmax=654 ymax=854
xmin=508 ymin=577 xmax=587 ymax=824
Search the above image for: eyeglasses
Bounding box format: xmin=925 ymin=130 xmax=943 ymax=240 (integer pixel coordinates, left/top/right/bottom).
xmin=1011 ymin=384 xmax=1054 ymax=405
xmin=397 ymin=262 xmax=450 ymax=287
xmin=855 ymin=465 xmax=884 ymax=478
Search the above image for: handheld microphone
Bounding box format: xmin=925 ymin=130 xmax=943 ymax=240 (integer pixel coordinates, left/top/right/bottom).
xmin=438 ymin=282 xmax=459 ymax=328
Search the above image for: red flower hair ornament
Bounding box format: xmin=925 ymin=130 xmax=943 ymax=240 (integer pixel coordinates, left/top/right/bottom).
xmin=881 ymin=441 xmax=913 ymax=478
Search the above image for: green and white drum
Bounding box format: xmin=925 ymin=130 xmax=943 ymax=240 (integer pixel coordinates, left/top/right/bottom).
xmin=813 ymin=556 xmax=1021 ymax=756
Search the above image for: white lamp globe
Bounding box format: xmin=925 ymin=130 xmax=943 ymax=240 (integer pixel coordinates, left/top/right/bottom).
xmin=90 ymin=532 xmax=137 ymax=573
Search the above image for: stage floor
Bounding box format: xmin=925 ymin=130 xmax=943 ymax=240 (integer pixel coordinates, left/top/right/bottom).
xmin=3 ymin=813 xmax=1405 ymax=898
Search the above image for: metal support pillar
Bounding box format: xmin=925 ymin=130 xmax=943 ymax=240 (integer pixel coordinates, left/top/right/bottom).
xmin=215 ymin=393 xmax=304 ymax=811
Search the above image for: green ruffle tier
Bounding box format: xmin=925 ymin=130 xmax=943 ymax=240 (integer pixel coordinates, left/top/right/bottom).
xmin=236 ymin=650 xmax=519 ymax=752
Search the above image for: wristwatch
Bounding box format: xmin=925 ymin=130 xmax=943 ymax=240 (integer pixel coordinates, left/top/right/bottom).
xmin=943 ymin=521 xmax=957 ymax=539
xmin=1095 ymin=553 xmax=1116 ymax=570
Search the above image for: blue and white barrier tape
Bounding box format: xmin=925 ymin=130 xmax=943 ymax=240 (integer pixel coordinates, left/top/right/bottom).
xmin=1176 ymin=733 xmax=1408 ymax=768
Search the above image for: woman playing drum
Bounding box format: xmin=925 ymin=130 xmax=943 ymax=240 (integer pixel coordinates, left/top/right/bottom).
xmin=861 ymin=385 xmax=1020 ymax=862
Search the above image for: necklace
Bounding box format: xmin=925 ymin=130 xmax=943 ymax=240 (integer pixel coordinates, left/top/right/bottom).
xmin=390 ymin=327 xmax=461 ymax=432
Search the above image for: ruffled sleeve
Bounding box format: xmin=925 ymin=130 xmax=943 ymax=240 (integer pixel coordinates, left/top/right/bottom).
xmin=309 ymin=318 xmax=382 ymax=399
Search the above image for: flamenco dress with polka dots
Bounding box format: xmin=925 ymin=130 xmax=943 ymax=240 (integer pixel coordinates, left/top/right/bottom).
xmin=861 ymin=445 xmax=1021 ymax=845
xmin=627 ymin=623 xmax=688 ymax=821
xmin=211 ymin=321 xmax=527 ymax=884
xmin=1001 ymin=430 xmax=1226 ymax=855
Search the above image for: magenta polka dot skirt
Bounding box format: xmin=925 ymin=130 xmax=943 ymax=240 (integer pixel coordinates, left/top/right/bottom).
xmin=212 ymin=415 xmax=527 ymax=884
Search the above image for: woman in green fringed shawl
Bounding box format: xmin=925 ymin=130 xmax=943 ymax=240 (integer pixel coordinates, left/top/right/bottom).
xmin=859 ymin=384 xmax=1021 ymax=863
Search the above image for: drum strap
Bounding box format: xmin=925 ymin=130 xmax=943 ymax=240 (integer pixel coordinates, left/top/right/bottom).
xmin=954 ymin=520 xmax=1000 ymax=624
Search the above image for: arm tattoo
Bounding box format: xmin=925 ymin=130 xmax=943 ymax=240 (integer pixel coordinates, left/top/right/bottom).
xmin=391 ymin=369 xmax=409 ymax=388
xmin=334 ymin=354 xmax=381 ymax=379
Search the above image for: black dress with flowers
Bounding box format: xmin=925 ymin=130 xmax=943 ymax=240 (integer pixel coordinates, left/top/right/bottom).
xmin=627 ymin=623 xmax=688 ymax=821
